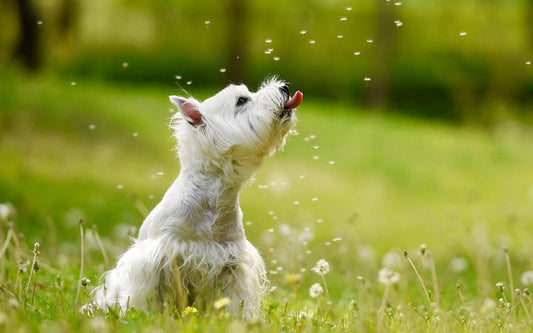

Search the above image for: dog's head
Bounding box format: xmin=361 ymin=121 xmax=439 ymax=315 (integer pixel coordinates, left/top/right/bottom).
xmin=170 ymin=78 xmax=303 ymax=179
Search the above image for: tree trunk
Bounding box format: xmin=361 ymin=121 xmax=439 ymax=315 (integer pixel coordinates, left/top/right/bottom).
xmin=13 ymin=0 xmax=41 ymax=70
xmin=366 ymin=1 xmax=395 ymax=109
xmin=226 ymin=0 xmax=248 ymax=84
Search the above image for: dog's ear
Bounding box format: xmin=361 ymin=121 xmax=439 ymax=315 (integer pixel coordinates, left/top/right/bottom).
xmin=169 ymin=96 xmax=204 ymax=127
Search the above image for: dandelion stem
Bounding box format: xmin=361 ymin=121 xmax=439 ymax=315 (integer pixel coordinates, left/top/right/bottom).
xmin=0 ymin=228 xmax=13 ymax=259
xmin=378 ymin=284 xmax=390 ymax=313
xmin=31 ymin=264 xmax=39 ymax=306
xmin=428 ymin=251 xmax=440 ymax=307
xmin=92 ymin=225 xmax=109 ymax=268
xmin=25 ymin=243 xmax=40 ymax=297
xmin=503 ymin=248 xmax=515 ymax=305
xmin=404 ymin=250 xmax=432 ymax=305
xmin=456 ymin=281 xmax=465 ymax=305
xmin=75 ymin=218 xmax=85 ymax=305
xmin=321 ymin=274 xmax=330 ymax=300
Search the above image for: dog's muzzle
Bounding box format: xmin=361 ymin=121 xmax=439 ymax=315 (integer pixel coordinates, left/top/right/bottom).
xmin=279 ymin=85 xmax=303 ymax=118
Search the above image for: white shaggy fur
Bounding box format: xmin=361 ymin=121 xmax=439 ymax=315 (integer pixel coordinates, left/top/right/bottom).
xmin=84 ymin=78 xmax=298 ymax=318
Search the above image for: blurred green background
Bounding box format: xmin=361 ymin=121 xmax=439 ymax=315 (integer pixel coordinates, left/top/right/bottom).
xmin=1 ymin=0 xmax=533 ymax=269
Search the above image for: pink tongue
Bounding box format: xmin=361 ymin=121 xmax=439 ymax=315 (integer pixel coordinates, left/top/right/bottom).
xmin=284 ymin=91 xmax=303 ymax=109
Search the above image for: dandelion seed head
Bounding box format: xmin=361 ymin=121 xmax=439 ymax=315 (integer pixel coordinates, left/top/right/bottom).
xmin=219 ymin=68 xmax=226 ymax=73
xmin=309 ymin=283 xmax=324 ymax=298
xmin=378 ymin=267 xmax=401 ymax=286
xmin=311 ymin=259 xmax=330 ymax=275
xmin=521 ymin=271 xmax=533 ymax=286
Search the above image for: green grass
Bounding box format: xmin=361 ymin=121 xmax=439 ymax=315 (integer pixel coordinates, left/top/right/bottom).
xmin=1 ymin=71 xmax=533 ymax=331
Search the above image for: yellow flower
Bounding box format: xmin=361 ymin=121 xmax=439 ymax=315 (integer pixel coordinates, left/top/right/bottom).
xmin=182 ymin=306 xmax=198 ymax=316
xmin=285 ymin=273 xmax=302 ymax=286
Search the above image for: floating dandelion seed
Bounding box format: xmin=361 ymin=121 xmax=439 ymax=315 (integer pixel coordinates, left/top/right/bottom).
xmin=265 ymin=39 xmax=272 ymax=43
xmin=132 ymin=132 xmax=138 ymax=137
xmin=273 ymin=56 xmax=280 ymax=61
xmin=313 ymin=145 xmax=319 ymax=149
xmin=313 ymin=155 xmax=320 ymax=160
xmin=394 ymin=2 xmax=402 ymax=6
xmin=204 ymin=20 xmax=211 ymax=25
xmin=316 ymin=218 xmax=323 ymax=223
xmin=354 ymin=51 xmax=361 ymax=56
xmin=366 ymin=39 xmax=373 ymax=43
xmin=299 ymin=175 xmax=305 ymax=179
xmin=293 ymin=201 xmax=300 ymax=205
xmin=328 ymin=160 xmax=336 ymax=165
xmin=346 ymin=7 xmax=352 ymax=11
xmin=459 ymin=31 xmax=467 ymax=36
xmin=156 ymin=171 xmax=164 ymax=176
xmin=394 ymin=20 xmax=403 ymax=27
xmin=340 ymin=17 xmax=348 ymax=21
xmin=378 ymin=267 xmax=400 ymax=286
xmin=309 ymin=40 xmax=316 ymax=44
xmin=117 ymin=184 xmax=123 ymax=190
xmin=175 ymin=75 xmax=182 ymax=80
xmin=364 ymin=77 xmax=372 ymax=82
xmin=337 ymin=35 xmax=344 ymax=39
xmin=219 ymin=68 xmax=226 ymax=73
xmin=521 ymin=271 xmax=533 ymax=286
xmin=332 ymin=237 xmax=342 ymax=242
xmin=88 ymin=124 xmax=95 ymax=130
xmin=309 ymin=134 xmax=316 ymax=139
xmin=311 ymin=197 xmax=318 ymax=202
xmin=71 ymin=81 xmax=77 ymax=86
xmin=37 ymin=20 xmax=43 ymax=25
xmin=311 ymin=259 xmax=330 ymax=276
xmin=526 ymin=61 xmax=531 ymax=66
xmin=268 ymin=228 xmax=274 ymax=233
xmin=300 ymin=30 xmax=307 ymax=35
xmin=309 ymin=283 xmax=324 ymax=298
xmin=245 ymin=221 xmax=252 ymax=226
xmin=186 ymin=81 xmax=192 ymax=85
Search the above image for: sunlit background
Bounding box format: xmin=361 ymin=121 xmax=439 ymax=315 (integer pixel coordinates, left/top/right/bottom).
xmin=1 ymin=0 xmax=533 ymax=318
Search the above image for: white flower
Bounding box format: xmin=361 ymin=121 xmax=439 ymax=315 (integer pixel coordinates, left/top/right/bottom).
xmin=382 ymin=251 xmax=403 ymax=270
xmin=311 ymin=259 xmax=330 ymax=275
xmin=521 ymin=271 xmax=533 ymax=286
xmin=378 ymin=267 xmax=400 ymax=286
xmin=0 ymin=203 xmax=16 ymax=221
xmin=309 ymin=283 xmax=324 ymax=298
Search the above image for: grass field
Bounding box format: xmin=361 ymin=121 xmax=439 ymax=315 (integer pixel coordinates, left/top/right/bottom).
xmin=1 ymin=71 xmax=533 ymax=331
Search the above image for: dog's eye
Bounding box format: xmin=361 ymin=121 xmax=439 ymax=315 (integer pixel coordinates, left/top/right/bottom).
xmin=236 ymin=97 xmax=249 ymax=107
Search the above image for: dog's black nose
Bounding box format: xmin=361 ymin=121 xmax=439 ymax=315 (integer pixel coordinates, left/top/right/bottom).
xmin=280 ymin=84 xmax=290 ymax=98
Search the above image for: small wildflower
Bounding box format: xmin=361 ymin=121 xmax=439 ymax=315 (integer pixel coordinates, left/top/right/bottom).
xmin=311 ymin=259 xmax=330 ymax=275
xmin=496 ymin=282 xmax=505 ymax=292
xmin=285 ymin=273 xmax=302 ymax=286
xmin=309 ymin=283 xmax=324 ymax=298
xmin=378 ymin=267 xmax=400 ymax=286
xmin=81 ymin=277 xmax=91 ymax=287
xmin=521 ymin=271 xmax=533 ymax=286
xmin=182 ymin=306 xmax=198 ymax=315
xmin=213 ymin=297 xmax=231 ymax=309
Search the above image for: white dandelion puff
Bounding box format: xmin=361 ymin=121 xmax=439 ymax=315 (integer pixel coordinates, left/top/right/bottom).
xmin=311 ymin=259 xmax=330 ymax=276
xmin=309 ymin=283 xmax=324 ymax=298
xmin=521 ymin=271 xmax=533 ymax=286
xmin=378 ymin=267 xmax=400 ymax=286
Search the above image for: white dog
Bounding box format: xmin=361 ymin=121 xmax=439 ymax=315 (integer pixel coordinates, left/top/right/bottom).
xmin=85 ymin=78 xmax=303 ymax=318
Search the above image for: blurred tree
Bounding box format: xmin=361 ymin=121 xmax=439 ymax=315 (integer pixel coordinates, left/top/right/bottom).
xmin=366 ymin=0 xmax=395 ymax=110
xmin=226 ymin=0 xmax=248 ymax=83
xmin=13 ymin=0 xmax=41 ymax=70
xmin=57 ymin=0 xmax=80 ymax=42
